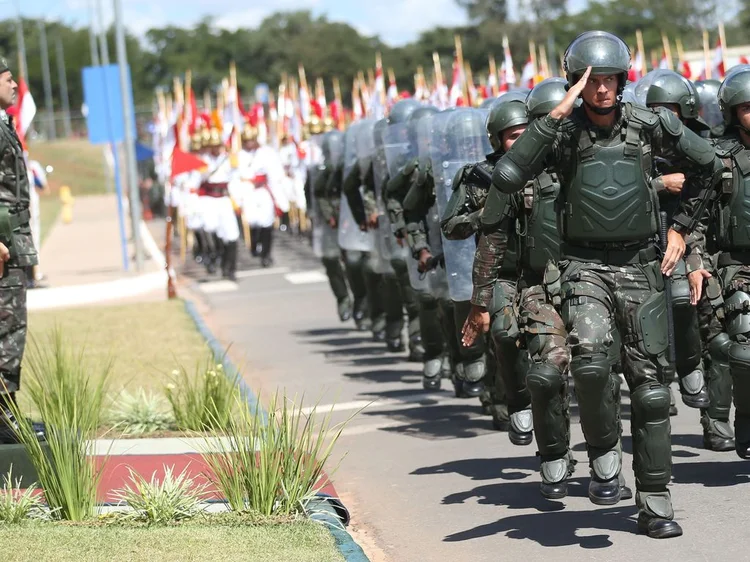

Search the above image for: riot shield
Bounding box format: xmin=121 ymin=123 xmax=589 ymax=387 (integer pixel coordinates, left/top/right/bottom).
xmin=338 ymin=124 xmax=374 ymax=252
xmin=383 ymin=122 xmax=416 ymax=179
xmin=695 ymin=80 xmax=723 ymax=131
xmin=430 ymin=108 xmax=490 ymax=301
xmin=312 ymin=132 xmax=344 ymax=258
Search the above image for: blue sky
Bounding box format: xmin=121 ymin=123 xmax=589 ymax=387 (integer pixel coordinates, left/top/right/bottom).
xmin=14 ymin=0 xmax=585 ymax=47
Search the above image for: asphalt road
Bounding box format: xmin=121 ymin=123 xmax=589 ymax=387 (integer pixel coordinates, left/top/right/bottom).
xmin=180 ymin=230 xmax=750 ymax=562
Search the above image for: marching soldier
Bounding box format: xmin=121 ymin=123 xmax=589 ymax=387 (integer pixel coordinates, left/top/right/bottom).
xmin=483 ymin=31 xmax=719 ymax=537
xmin=703 ymin=67 xmax=750 ymax=460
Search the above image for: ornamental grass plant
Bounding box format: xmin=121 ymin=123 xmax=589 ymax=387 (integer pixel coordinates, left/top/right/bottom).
xmin=7 ymin=329 xmax=112 ymax=521
xmin=201 ymin=391 xmax=357 ymax=517
xmin=164 ymin=353 xmax=239 ymax=432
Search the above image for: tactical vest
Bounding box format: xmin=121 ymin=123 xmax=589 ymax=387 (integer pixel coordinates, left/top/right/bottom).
xmin=715 ymin=139 xmax=750 ymax=250
xmin=502 ymin=232 xmax=519 ymax=275
xmin=560 ymin=109 xmax=657 ymax=244
xmin=520 ymin=170 xmax=560 ymax=274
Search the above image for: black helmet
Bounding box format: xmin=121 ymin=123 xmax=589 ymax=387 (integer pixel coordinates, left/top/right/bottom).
xmin=486 ymin=99 xmax=528 ymax=152
xmin=563 ymin=31 xmax=630 ymax=88
xmin=526 ymin=77 xmax=569 ymax=118
xmin=480 ymin=96 xmax=497 ymax=109
xmin=718 ymin=66 xmax=750 ymax=128
xmin=387 ymin=99 xmax=422 ymax=125
xmin=644 ymin=69 xmax=700 ymax=120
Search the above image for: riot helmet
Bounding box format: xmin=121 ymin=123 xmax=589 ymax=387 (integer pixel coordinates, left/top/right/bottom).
xmin=486 ymin=99 xmax=528 ymax=152
xmin=526 ymin=77 xmax=569 ymax=118
xmin=694 ymin=79 xmax=723 ymax=131
xmin=644 ymin=69 xmax=700 ymax=120
xmin=387 ymin=99 xmax=422 ymax=125
xmin=480 ymin=96 xmax=497 ymax=108
xmin=718 ymin=67 xmax=750 ymax=129
xmin=563 ymin=31 xmax=630 ymax=95
xmin=322 ymin=130 xmax=344 ymax=166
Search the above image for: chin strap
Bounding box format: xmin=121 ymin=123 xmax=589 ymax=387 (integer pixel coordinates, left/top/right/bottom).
xmin=584 ymin=101 xmax=618 ymax=116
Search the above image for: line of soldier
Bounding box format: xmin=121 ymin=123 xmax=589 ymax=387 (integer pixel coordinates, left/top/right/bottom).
xmin=170 ymin=123 xmax=309 ymax=277
xmin=309 ymin=30 xmax=750 ymax=539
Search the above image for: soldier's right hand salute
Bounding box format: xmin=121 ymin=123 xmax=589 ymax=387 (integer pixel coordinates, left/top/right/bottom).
xmin=549 ymin=67 xmax=591 ymax=120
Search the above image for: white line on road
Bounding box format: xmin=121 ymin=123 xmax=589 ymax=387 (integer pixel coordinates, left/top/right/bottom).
xmin=284 ymin=270 xmax=328 ymax=284
xmin=199 ymin=280 xmax=239 ymax=293
xmin=235 ymin=267 xmax=290 ymax=279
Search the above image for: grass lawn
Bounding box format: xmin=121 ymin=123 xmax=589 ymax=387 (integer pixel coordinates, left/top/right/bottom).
xmin=1 ymin=519 xmax=344 ymax=562
xmin=38 ymin=193 xmax=62 ymax=247
xmin=29 ymin=139 xmax=111 ymax=197
xmin=27 ymin=300 xmax=212 ymax=396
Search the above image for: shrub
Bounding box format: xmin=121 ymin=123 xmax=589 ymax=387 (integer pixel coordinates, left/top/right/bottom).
xmin=109 ymin=389 xmax=174 ymax=435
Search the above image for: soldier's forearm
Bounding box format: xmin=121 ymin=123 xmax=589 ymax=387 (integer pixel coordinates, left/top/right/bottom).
xmin=491 ymin=116 xmax=556 ymax=195
xmin=441 ymin=211 xmax=482 ymax=241
xmin=406 ymin=221 xmax=430 ymax=258
xmin=672 ymin=157 xmax=722 ymax=234
xmin=471 ymin=230 xmax=507 ymax=308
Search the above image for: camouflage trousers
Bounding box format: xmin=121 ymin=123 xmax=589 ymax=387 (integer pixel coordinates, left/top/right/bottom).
xmin=701 ymin=262 xmax=750 ymax=444
xmin=560 ymin=258 xmax=672 ymax=499
xmin=0 ymin=269 xmax=28 ymax=394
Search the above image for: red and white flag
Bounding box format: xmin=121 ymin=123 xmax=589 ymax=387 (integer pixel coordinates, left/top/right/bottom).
xmin=502 ymin=35 xmax=516 ymax=87
xmin=6 ymin=78 xmax=36 ymax=147
xmin=449 ymin=54 xmax=464 ymax=107
xmin=520 ymin=58 xmax=535 ymax=89
xmin=712 ymin=38 xmax=725 ymax=79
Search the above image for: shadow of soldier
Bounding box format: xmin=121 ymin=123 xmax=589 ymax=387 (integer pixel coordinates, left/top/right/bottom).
xmin=444 ymin=506 xmax=638 ymax=548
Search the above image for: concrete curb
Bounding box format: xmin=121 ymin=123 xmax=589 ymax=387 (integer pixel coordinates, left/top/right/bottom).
xmin=180 ymin=296 xmax=371 ymax=562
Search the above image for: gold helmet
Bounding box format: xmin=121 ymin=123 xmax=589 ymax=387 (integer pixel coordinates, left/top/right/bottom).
xmin=207 ymin=127 xmax=223 ymax=148
xmin=190 ymin=130 xmax=203 ymax=151
xmin=241 ymin=124 xmax=258 ymax=142
xmin=309 ymin=115 xmax=323 ymax=135
xmin=323 ymin=116 xmax=335 ymax=132
xmin=200 ymin=127 xmax=212 ymax=148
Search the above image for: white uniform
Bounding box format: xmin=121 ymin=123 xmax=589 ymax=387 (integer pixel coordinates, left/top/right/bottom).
xmin=241 ymin=146 xmax=289 ymax=229
xmin=200 ymin=154 xmax=239 ymax=242
xmin=278 ymin=142 xmax=307 ymax=212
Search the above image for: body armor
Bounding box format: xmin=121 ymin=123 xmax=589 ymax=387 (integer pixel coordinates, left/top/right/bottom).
xmin=561 ymin=111 xmax=657 ymax=244
xmin=520 ymin=170 xmax=560 ymax=273
xmin=715 ymin=138 xmax=750 ymax=250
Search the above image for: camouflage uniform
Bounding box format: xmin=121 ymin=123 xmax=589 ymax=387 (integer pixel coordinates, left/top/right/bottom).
xmin=0 ymin=114 xmax=36 ymax=395
xmin=484 ymin=97 xmax=718 ymax=532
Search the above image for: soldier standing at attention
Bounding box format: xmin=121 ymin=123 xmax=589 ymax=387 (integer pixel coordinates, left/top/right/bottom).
xmin=0 ymin=59 xmax=45 ymax=443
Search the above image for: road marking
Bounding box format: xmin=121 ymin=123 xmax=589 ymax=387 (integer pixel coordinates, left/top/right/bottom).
xmin=235 ymin=267 xmax=290 ymax=279
xmin=285 ymin=270 xmax=328 ymax=284
xmin=301 ymin=394 xmax=447 ymax=416
xmin=199 ymin=280 xmax=239 ymax=293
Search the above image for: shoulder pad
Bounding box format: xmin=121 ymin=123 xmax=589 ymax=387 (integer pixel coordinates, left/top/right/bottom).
xmin=402 ymin=157 xmax=418 ymax=176
xmin=451 ymin=164 xmax=472 ymax=192
xmin=713 ymin=135 xmax=741 ymax=158
xmin=654 ymin=106 xmax=683 ymax=136
xmin=627 ymin=103 xmax=660 ymax=128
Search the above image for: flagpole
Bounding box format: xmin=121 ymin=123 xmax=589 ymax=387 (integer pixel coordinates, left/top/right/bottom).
xmin=488 ymin=54 xmax=499 ymax=96
xmin=703 ymin=29 xmax=712 ymax=79
xmin=55 ymin=37 xmax=73 ymax=138
xmin=718 ymin=22 xmax=727 ymax=77
xmin=455 ymin=35 xmax=468 ymax=105
xmin=661 ymin=33 xmax=674 ymax=70
xmin=636 ymin=29 xmax=646 ymax=78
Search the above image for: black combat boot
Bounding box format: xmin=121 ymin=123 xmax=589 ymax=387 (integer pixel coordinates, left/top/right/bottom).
xmin=539 ymin=451 xmax=576 ymax=500
xmin=221 ymin=241 xmax=238 ymax=281
xmin=0 ymin=393 xmax=46 ymax=444
xmin=701 ymin=413 xmax=735 ymax=451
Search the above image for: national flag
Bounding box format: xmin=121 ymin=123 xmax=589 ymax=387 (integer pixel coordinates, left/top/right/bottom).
xmin=712 ymin=38 xmax=725 ymax=79
xmin=6 ymin=78 xmax=36 ymax=147
xmin=502 ymin=35 xmax=516 ymax=86
xmin=520 ymin=58 xmax=535 ymax=89
xmin=449 ymin=54 xmax=464 ymax=107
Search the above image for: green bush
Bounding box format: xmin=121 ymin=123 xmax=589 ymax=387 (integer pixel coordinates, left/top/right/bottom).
xmin=109 ymin=389 xmax=174 ymax=435
xmin=164 ymin=354 xmax=239 ymax=432
xmin=201 ymin=391 xmax=357 ymax=517
xmin=8 ymin=329 xmax=112 ymax=521
xmin=0 ymin=468 xmax=48 ymax=523
xmin=113 ymin=465 xmax=208 ymax=524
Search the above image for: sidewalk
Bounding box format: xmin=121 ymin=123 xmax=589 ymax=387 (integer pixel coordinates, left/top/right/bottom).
xmin=30 ymin=194 xmax=168 ymax=310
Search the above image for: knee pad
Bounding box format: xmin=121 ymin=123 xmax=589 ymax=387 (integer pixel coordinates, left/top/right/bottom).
xmin=708 ymin=332 xmax=731 ymax=361
xmin=630 ymin=383 xmax=671 ymax=491
xmin=724 ymin=292 xmax=750 ymax=337
xmin=570 ymin=352 xmax=611 ymax=392
xmin=729 ymin=340 xmax=750 ymax=416
xmin=526 ymin=363 xmax=564 ymax=400
xmin=490 ymin=308 xmax=520 ymax=345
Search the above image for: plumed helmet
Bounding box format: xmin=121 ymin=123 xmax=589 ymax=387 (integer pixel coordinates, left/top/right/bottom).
xmin=563 ymin=31 xmax=630 ymax=87
xmin=526 ymin=77 xmax=569 ymax=118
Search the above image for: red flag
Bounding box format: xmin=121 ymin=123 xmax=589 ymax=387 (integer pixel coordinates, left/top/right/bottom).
xmin=170 ymin=146 xmax=207 ymax=179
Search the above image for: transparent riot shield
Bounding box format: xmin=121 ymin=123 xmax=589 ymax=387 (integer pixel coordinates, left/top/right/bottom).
xmin=338 ymin=123 xmax=374 ymax=252
xmin=695 ymin=80 xmax=723 ymax=131
xmin=383 ymin=122 xmax=416 ymax=179
xmin=312 ymin=132 xmax=345 ymax=258
xmin=430 ymin=108 xmax=490 ymax=301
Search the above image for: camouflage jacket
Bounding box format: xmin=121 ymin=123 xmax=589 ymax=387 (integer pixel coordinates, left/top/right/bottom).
xmin=385 ymin=157 xmax=419 ymax=238
xmin=0 ymin=116 xmax=36 ymax=267
xmin=441 ymin=153 xmax=499 ymax=240
xmin=402 ymin=162 xmax=436 ymax=258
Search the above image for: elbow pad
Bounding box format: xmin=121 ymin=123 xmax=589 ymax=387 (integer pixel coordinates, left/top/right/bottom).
xmin=480 ymin=188 xmax=513 ymax=231
xmin=675 ymin=128 xmax=717 ymax=167
xmin=491 ymin=118 xmax=556 ymax=195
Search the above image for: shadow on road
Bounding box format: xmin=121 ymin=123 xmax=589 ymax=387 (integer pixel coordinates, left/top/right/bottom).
xmin=671 ymin=458 xmax=750 ymax=487
xmin=362 ymin=403 xmax=497 ymax=440
xmin=413 ymin=455 xmax=539 ymax=481
xmin=343 ymin=369 xmax=422 ymax=385
xmin=444 ymin=506 xmax=638 ymax=548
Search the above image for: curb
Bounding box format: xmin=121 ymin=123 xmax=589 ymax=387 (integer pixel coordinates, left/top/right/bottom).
xmin=181 ymin=296 xmax=371 ymax=562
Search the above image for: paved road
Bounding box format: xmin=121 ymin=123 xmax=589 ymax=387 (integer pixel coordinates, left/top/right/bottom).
xmin=180 ymin=231 xmax=750 ymax=562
